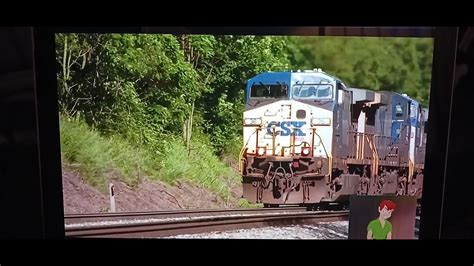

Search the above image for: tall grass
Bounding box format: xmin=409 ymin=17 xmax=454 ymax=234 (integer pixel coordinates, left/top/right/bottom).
xmin=59 ymin=116 xmax=239 ymax=198
xmin=155 ymin=130 xmax=239 ymax=198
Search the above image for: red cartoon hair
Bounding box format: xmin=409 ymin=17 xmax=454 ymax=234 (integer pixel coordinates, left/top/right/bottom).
xmin=379 ymin=200 xmax=397 ymax=211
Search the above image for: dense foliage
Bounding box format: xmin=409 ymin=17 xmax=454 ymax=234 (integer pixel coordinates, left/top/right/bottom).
xmin=56 ymin=33 xmax=433 ymax=194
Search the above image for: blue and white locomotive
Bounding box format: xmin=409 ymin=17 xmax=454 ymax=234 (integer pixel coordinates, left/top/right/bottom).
xmin=240 ymin=69 xmax=427 ymax=207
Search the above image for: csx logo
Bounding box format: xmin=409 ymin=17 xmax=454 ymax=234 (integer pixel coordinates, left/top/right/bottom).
xmin=267 ymin=121 xmax=306 ymax=136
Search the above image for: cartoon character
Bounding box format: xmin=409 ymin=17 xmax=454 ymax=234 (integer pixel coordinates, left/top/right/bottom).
xmin=367 ymin=199 xmax=397 ymax=240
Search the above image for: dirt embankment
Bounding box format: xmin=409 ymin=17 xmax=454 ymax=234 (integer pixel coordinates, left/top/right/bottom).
xmin=62 ymin=167 xmax=242 ymax=214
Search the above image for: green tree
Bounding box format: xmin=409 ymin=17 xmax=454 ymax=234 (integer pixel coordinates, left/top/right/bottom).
xmin=283 ymin=36 xmax=433 ymax=106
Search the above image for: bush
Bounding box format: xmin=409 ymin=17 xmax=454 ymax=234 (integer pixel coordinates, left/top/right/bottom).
xmin=238 ymin=199 xmax=263 ymax=209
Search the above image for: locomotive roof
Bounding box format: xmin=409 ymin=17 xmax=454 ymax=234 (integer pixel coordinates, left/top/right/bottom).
xmin=247 ymin=70 xmax=341 ymax=84
xmin=246 ymin=70 xmax=426 ymax=110
xmin=378 ymin=90 xmax=420 ymax=104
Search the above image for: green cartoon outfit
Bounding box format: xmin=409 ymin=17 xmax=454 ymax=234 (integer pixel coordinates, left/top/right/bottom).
xmin=367 ymin=219 xmax=392 ymax=239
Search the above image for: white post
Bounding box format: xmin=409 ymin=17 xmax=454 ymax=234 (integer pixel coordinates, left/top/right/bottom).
xmin=357 ymin=111 xmax=366 ymax=159
xmin=109 ymin=183 xmax=116 ymax=212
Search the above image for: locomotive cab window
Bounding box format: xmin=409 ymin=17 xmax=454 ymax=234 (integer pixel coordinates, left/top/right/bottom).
xmin=395 ymin=104 xmax=404 ymax=118
xmin=250 ymin=84 xmax=288 ymax=98
xmin=292 ymin=84 xmax=333 ymax=100
xmin=410 ymin=103 xmax=417 ymax=118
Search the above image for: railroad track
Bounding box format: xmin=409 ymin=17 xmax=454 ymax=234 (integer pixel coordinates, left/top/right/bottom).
xmin=65 ymin=207 xmax=306 ymax=224
xmin=65 ymin=208 xmax=349 ymax=238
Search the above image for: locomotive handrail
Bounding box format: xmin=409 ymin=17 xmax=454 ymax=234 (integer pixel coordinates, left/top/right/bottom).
xmin=311 ymin=128 xmax=329 ymax=159
xmin=239 ymin=129 xmax=258 ymax=174
xmin=349 ymin=131 xmax=401 ymax=161
xmin=279 ymin=140 xmax=311 ymax=154
xmin=408 ymin=159 xmax=414 ymax=182
xmin=365 ymin=134 xmax=379 ymax=179
xmin=239 ymin=147 xmax=247 ymax=175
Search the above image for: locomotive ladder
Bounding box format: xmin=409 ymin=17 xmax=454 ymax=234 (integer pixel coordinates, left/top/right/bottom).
xmin=365 ymin=134 xmax=379 ymax=180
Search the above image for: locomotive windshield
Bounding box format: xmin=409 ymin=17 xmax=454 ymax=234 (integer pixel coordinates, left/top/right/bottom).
xmin=250 ymin=83 xmax=288 ymax=98
xmin=410 ymin=102 xmax=418 ymax=119
xmin=292 ymin=84 xmax=333 ymax=100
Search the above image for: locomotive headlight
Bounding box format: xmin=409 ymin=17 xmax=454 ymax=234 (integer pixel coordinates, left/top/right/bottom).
xmin=301 ymin=146 xmax=311 ymax=156
xmin=311 ymin=118 xmax=331 ymax=126
xmin=244 ymin=118 xmax=262 ymax=126
xmin=257 ymin=147 xmax=266 ymax=156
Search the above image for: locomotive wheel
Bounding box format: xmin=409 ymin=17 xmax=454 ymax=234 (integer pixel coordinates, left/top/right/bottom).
xmin=306 ymin=202 xmax=348 ymax=211
xmin=263 ymin=204 xmax=279 ymax=208
xmin=305 ymin=203 xmax=328 ymax=211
